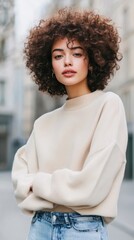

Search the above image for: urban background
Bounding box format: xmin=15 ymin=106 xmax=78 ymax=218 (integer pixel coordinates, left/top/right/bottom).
xmin=0 ymin=0 xmax=134 ymax=240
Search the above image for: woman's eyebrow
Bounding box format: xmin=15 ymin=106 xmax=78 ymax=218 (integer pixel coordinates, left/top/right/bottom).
xmin=70 ymin=46 xmax=83 ymax=50
xmin=52 ymin=46 xmax=83 ymax=53
xmin=52 ymin=48 xmax=64 ymax=53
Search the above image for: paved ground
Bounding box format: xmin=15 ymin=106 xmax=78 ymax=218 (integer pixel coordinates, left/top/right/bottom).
xmin=107 ymin=180 xmax=134 ymax=240
xmin=0 ymin=172 xmax=134 ymax=240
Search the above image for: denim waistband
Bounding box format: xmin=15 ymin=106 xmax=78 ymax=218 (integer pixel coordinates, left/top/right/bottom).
xmin=33 ymin=211 xmax=103 ymax=226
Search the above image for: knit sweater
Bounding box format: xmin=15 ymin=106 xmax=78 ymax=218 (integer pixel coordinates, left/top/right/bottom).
xmin=12 ymin=90 xmax=128 ymax=223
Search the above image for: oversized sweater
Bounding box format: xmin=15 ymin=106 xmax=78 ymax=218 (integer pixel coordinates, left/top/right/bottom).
xmin=11 ymin=90 xmax=128 ymax=223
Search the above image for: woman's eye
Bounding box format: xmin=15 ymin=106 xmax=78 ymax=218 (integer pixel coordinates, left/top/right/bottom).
xmin=54 ymin=55 xmax=63 ymax=60
xmin=73 ymin=53 xmax=82 ymax=57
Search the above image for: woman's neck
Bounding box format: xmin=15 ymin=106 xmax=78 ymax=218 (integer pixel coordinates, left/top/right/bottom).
xmin=65 ymin=82 xmax=91 ymax=99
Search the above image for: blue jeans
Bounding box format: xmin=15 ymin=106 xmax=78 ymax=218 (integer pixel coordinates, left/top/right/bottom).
xmin=27 ymin=211 xmax=108 ymax=240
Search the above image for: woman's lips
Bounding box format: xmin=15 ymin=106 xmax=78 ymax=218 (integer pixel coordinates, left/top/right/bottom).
xmin=62 ymin=70 xmax=77 ymax=77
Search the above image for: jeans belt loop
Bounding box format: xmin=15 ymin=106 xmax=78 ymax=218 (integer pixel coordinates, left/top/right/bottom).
xmin=64 ymin=213 xmax=71 ymax=228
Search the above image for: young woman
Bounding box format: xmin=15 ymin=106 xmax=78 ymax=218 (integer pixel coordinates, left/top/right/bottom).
xmin=12 ymin=8 xmax=128 ymax=240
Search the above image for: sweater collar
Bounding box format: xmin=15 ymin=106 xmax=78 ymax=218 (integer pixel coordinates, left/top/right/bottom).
xmin=62 ymin=90 xmax=104 ymax=111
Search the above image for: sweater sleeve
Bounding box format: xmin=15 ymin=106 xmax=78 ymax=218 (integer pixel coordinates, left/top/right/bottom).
xmin=32 ymin=95 xmax=128 ymax=208
xmin=11 ymin=131 xmax=53 ymax=211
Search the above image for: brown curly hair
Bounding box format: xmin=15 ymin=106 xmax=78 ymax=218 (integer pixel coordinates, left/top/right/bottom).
xmin=24 ymin=7 xmax=122 ymax=96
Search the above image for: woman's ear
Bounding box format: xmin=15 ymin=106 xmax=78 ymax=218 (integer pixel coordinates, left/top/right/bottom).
xmin=52 ymin=69 xmax=55 ymax=78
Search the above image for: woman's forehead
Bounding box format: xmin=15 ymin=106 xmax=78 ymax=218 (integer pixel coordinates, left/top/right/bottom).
xmin=52 ymin=37 xmax=83 ymax=50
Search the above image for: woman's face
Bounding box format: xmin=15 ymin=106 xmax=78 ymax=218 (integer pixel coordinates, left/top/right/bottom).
xmin=51 ymin=38 xmax=89 ymax=90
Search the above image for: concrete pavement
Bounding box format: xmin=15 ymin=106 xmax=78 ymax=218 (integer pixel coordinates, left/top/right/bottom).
xmin=107 ymin=180 xmax=134 ymax=240
xmin=0 ymin=172 xmax=31 ymax=240
xmin=0 ymin=171 xmax=134 ymax=240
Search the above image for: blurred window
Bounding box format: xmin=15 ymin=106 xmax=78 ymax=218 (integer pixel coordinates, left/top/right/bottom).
xmin=123 ymin=91 xmax=131 ymax=123
xmin=0 ymin=123 xmax=8 ymax=169
xmin=0 ymin=38 xmax=6 ymax=61
xmin=124 ymin=47 xmax=130 ymax=81
xmin=123 ymin=7 xmax=129 ymax=35
xmin=89 ymin=0 xmax=94 ymax=8
xmin=0 ymin=80 xmax=5 ymax=105
xmin=126 ymin=132 xmax=133 ymax=179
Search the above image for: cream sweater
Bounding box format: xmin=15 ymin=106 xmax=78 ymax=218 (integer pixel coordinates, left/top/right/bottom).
xmin=12 ymin=90 xmax=128 ymax=223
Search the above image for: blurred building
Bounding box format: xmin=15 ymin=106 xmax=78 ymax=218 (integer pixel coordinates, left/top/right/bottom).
xmin=0 ymin=0 xmax=33 ymax=170
xmin=0 ymin=0 xmax=16 ymax=170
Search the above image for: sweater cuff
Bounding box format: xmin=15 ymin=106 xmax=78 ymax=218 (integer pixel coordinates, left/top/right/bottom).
xmin=19 ymin=192 xmax=54 ymax=212
xmin=15 ymin=173 xmax=35 ymax=199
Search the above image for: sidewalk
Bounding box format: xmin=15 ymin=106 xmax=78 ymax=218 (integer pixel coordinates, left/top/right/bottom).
xmin=0 ymin=172 xmax=31 ymax=240
xmin=0 ymin=171 xmax=134 ymax=240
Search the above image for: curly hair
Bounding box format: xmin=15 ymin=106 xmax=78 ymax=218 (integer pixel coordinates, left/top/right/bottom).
xmin=24 ymin=7 xmax=122 ymax=96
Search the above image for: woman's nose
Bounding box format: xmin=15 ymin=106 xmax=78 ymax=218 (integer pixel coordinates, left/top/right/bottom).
xmin=64 ymin=55 xmax=73 ymax=66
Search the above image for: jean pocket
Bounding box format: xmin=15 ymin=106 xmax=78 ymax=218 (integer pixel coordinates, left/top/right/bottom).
xmin=72 ymin=219 xmax=100 ymax=232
